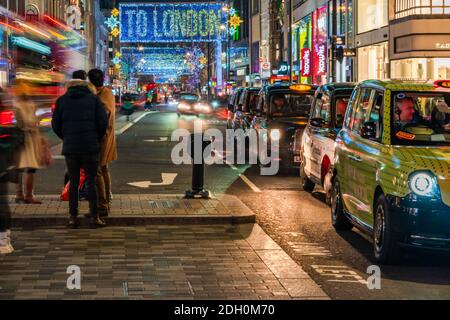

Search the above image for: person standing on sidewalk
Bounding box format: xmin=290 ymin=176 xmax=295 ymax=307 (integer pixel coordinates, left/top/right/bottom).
xmin=52 ymin=78 xmax=108 ymax=229
xmin=88 ymin=69 xmax=117 ymax=217
xmin=0 ymin=89 xmax=24 ymax=254
xmin=13 ymin=81 xmax=48 ymax=205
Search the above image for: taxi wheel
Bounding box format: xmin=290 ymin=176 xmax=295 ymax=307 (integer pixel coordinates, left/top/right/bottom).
xmin=331 ymin=177 xmax=353 ymax=231
xmin=300 ymin=159 xmax=315 ymax=192
xmin=373 ymin=194 xmax=401 ymax=265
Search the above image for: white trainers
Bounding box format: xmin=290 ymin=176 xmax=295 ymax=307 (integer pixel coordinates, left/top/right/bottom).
xmin=0 ymin=232 xmax=13 ymax=254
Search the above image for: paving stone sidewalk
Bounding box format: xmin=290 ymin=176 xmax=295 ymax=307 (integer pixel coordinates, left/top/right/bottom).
xmin=5 ymin=194 xmax=256 ymax=227
xmin=0 ymin=224 xmax=329 ymax=300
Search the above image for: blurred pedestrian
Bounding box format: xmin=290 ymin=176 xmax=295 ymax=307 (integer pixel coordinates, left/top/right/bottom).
xmin=14 ymin=81 xmax=48 ymax=204
xmin=88 ymin=69 xmax=117 ymax=217
xmin=145 ymin=90 xmax=153 ymax=111
xmin=0 ymin=88 xmax=24 ymax=254
xmin=52 ymin=76 xmax=108 ymax=229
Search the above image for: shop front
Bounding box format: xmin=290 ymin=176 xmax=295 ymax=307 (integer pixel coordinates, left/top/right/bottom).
xmin=357 ymin=42 xmax=388 ymax=81
xmin=390 ymin=31 xmax=450 ymax=81
xmin=391 ymin=58 xmax=450 ymax=82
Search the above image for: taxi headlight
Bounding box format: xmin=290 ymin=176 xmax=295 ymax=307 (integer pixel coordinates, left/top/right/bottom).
xmin=270 ymin=129 xmax=281 ymax=141
xmin=409 ymin=171 xmax=439 ymax=197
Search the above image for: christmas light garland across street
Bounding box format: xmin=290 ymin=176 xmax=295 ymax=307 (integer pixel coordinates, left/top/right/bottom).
xmin=120 ymin=47 xmax=190 ymax=76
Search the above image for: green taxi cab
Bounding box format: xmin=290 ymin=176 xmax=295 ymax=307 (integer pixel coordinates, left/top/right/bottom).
xmin=331 ymin=80 xmax=450 ymax=264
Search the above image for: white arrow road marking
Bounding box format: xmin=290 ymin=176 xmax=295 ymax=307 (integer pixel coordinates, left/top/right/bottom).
xmin=127 ymin=173 xmax=178 ymax=188
xmin=144 ymin=137 xmax=169 ymax=142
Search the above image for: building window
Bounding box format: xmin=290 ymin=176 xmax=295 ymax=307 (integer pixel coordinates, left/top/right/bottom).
xmin=25 ymin=4 xmax=39 ymax=22
xmin=357 ymin=42 xmax=389 ymax=81
xmin=357 ymin=0 xmax=388 ymax=34
xmin=395 ymin=0 xmax=450 ymax=19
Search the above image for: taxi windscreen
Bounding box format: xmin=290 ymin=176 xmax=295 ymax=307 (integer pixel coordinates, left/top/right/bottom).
xmin=269 ymin=92 xmax=314 ymax=117
xmin=392 ymin=92 xmax=450 ymax=146
xmin=180 ymin=94 xmax=200 ymax=102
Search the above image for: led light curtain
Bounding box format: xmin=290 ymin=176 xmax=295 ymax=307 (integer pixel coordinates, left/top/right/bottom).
xmin=119 ymin=3 xmax=227 ymax=43
xmin=121 ymin=47 xmax=189 ymax=76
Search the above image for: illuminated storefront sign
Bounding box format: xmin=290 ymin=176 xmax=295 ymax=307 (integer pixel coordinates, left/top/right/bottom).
xmin=312 ymin=5 xmax=328 ymax=84
xmin=301 ymin=48 xmax=311 ymax=77
xmin=299 ymin=15 xmax=312 ymax=83
xmin=119 ymin=3 xmax=227 ymax=43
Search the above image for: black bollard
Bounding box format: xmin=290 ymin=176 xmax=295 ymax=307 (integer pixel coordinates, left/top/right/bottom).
xmin=185 ymin=133 xmax=211 ymax=199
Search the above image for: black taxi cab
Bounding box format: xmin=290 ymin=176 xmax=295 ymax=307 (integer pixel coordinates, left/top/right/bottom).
xmin=252 ymin=83 xmax=317 ymax=171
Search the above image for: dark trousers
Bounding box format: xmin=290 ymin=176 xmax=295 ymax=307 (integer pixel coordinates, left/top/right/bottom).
xmin=65 ymin=154 xmax=99 ymax=217
xmin=0 ymin=182 xmax=11 ymax=232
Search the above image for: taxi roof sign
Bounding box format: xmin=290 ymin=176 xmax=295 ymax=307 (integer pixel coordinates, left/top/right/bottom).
xmin=290 ymin=84 xmax=312 ymax=92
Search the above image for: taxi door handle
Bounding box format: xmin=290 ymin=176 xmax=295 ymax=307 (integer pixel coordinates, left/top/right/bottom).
xmin=348 ymin=155 xmax=362 ymax=162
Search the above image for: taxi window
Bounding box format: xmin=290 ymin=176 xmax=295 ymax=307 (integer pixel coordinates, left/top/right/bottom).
xmin=392 ymin=92 xmax=450 ymax=146
xmin=270 ymin=93 xmax=314 ymax=117
xmin=311 ymin=92 xmax=331 ymax=124
xmin=351 ymin=88 xmax=375 ymax=134
xmin=344 ymin=88 xmax=360 ymax=129
xmin=334 ymin=96 xmax=350 ymax=128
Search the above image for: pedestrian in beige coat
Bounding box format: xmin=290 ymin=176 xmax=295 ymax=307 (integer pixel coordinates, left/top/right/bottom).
xmin=14 ymin=82 xmax=46 ymax=204
xmin=88 ymin=69 xmax=117 ymax=216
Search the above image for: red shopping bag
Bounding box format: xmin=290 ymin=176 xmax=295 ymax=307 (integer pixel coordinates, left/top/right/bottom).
xmin=60 ymin=169 xmax=87 ymax=201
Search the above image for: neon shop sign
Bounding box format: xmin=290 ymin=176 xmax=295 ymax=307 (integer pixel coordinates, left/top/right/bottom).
xmin=301 ymin=48 xmax=311 ymax=77
xmin=119 ymin=3 xmax=227 ymax=43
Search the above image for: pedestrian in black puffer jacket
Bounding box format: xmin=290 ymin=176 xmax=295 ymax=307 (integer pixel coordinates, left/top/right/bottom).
xmin=52 ymin=82 xmax=108 ymax=229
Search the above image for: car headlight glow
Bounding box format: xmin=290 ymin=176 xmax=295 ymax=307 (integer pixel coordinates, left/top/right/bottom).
xmin=178 ymin=103 xmax=190 ymax=110
xmin=270 ymin=129 xmax=281 ymax=141
xmin=194 ymin=103 xmax=212 ymax=113
xmin=409 ymin=171 xmax=439 ymax=197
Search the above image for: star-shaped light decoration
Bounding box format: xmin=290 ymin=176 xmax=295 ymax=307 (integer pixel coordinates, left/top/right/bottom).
xmin=105 ymin=16 xmax=120 ymax=30
xmin=115 ymin=52 xmax=121 ymax=58
xmin=229 ymin=15 xmax=243 ymax=29
xmin=229 ymin=8 xmax=237 ymax=16
xmin=111 ymin=28 xmax=120 ymax=37
xmin=111 ymin=8 xmax=120 ymax=17
xmin=199 ymin=56 xmax=208 ymax=65
xmin=112 ymin=57 xmax=121 ymax=65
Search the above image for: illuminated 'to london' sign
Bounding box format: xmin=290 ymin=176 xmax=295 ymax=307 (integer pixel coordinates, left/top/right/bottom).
xmin=119 ymin=3 xmax=227 ymax=43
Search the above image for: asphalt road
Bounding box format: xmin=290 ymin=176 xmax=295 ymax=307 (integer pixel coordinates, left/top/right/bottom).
xmin=35 ymin=104 xmax=450 ymax=300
